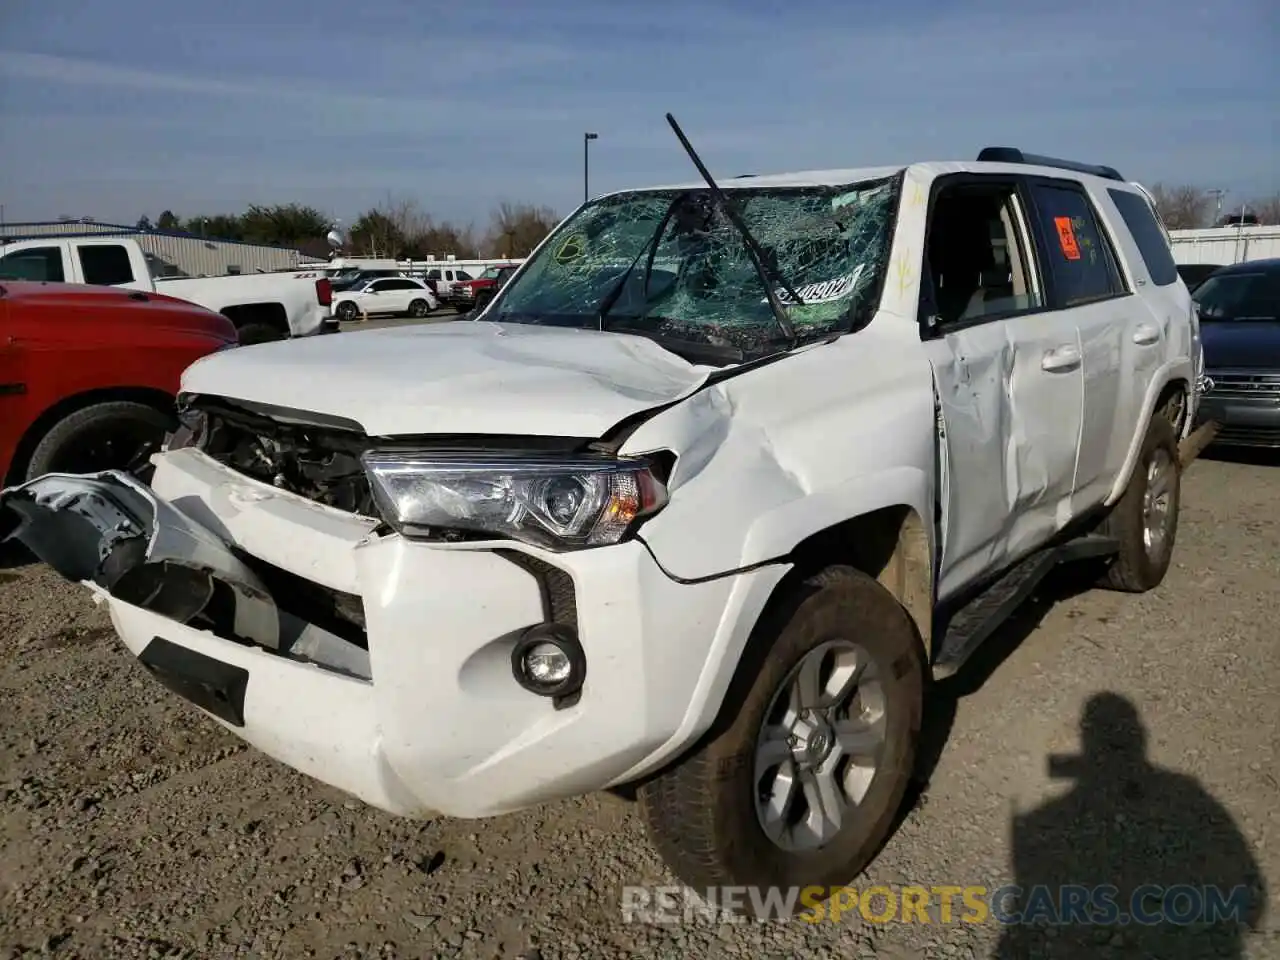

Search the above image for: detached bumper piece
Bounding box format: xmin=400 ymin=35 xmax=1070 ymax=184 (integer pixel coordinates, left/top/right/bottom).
xmin=0 ymin=471 xmax=371 ymax=683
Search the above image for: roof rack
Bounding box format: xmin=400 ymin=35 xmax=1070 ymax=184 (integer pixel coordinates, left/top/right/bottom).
xmin=976 ymin=147 xmax=1124 ymax=182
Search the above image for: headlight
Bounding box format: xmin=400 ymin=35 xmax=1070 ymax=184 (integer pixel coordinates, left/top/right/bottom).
xmin=361 ymin=450 xmax=669 ymax=550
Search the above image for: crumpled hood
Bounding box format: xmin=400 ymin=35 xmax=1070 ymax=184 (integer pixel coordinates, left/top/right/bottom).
xmin=180 ymin=321 xmax=716 ymax=438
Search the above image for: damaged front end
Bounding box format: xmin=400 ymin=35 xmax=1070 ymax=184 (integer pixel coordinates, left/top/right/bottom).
xmin=0 ymin=470 xmax=373 ymax=682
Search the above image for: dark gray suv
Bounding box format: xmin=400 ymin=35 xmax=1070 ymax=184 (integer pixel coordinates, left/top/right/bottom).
xmin=1193 ymin=258 xmax=1280 ymax=448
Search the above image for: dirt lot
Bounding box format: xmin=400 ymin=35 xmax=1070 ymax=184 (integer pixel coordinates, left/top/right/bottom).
xmin=1 ymin=452 xmax=1277 ymax=960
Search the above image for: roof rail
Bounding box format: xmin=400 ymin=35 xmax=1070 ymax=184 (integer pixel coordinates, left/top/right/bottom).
xmin=976 ymin=147 xmax=1124 ymax=182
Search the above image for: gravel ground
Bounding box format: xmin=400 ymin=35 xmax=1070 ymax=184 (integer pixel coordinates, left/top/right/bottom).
xmin=1 ymin=451 xmax=1277 ymax=959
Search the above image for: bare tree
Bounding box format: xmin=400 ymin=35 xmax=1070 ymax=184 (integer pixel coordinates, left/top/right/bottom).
xmin=348 ymin=195 xmax=431 ymax=258
xmin=1246 ymin=194 xmax=1280 ymax=226
xmin=482 ymin=201 xmax=560 ymax=258
xmin=416 ymin=221 xmax=481 ymax=259
xmin=383 ymin=195 xmax=432 ymax=247
xmin=1147 ymin=184 xmax=1212 ymax=230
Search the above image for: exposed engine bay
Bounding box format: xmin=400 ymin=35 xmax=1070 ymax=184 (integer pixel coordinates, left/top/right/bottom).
xmin=185 ymin=397 xmax=378 ymax=516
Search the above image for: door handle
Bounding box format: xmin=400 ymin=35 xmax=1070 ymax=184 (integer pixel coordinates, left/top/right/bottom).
xmin=1133 ymin=322 xmax=1160 ymax=345
xmin=1041 ymin=343 xmax=1081 ymax=372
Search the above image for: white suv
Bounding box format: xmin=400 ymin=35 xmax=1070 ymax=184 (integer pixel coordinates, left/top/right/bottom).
xmin=1 ymin=141 xmax=1201 ymax=914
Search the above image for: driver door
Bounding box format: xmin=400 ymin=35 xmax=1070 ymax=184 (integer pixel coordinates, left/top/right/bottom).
xmin=919 ymin=174 xmax=1085 ymax=602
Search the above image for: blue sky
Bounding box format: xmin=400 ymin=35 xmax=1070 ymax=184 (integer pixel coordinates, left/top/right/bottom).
xmin=0 ymin=0 xmax=1275 ymax=231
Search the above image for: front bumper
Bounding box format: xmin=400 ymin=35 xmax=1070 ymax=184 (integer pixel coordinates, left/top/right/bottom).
xmin=0 ymin=449 xmax=779 ymax=818
xmin=1195 ymin=371 xmax=1280 ymax=448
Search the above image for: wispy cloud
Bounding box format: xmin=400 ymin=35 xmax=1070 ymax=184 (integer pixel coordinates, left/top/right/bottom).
xmin=0 ymin=51 xmax=569 ymax=121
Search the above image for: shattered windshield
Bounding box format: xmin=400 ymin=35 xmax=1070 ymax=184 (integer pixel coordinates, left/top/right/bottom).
xmin=488 ymin=177 xmax=899 ymax=360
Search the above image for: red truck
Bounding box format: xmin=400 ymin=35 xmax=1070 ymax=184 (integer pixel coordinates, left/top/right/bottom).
xmin=449 ymin=263 xmax=522 ymax=313
xmin=0 ymin=281 xmax=238 ymax=484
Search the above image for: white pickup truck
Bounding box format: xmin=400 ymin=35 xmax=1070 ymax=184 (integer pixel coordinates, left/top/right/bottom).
xmin=0 ymin=236 xmax=335 ymax=343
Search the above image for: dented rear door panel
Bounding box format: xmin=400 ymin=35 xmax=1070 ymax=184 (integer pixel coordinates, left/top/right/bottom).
xmin=925 ymin=314 xmax=1083 ymax=602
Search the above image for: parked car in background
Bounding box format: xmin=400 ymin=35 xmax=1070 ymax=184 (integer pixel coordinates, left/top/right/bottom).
xmin=1192 ymin=258 xmax=1280 ymax=448
xmin=330 ymin=268 xmax=406 ymax=293
xmin=421 ymin=265 xmax=475 ymax=302
xmin=1176 ymin=263 xmax=1222 ymax=292
xmin=0 ymin=280 xmax=237 ymax=484
xmin=0 ymin=236 xmax=333 ymax=344
xmin=463 ymin=264 xmax=520 ymax=317
xmin=332 ymin=276 xmax=438 ymax=321
xmin=452 ymin=264 xmax=521 ymax=314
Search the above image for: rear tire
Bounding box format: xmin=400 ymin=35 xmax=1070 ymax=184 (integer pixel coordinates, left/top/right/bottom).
xmin=336 ymin=302 xmax=359 ymax=322
xmin=638 ymin=566 xmax=923 ymax=917
xmin=236 ymin=322 xmax=285 ymax=345
xmin=25 ymin=401 xmax=175 ymax=482
xmin=1098 ymin=414 xmax=1180 ymax=592
xmin=408 ymin=298 xmax=430 ymax=318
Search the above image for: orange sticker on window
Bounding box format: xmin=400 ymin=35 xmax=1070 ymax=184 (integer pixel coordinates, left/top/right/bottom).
xmin=1054 ymin=216 xmax=1081 ymax=260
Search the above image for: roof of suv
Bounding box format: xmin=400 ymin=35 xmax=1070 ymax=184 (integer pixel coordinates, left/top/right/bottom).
xmin=611 ymin=159 xmax=1140 ymax=197
xmin=1210 ymin=258 xmax=1280 ymax=277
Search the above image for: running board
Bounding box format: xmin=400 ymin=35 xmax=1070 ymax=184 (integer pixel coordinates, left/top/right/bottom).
xmin=931 ymin=534 xmax=1119 ymax=681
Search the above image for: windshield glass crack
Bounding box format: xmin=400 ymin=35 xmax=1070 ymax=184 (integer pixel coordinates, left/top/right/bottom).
xmin=489 ymin=176 xmax=900 ymax=361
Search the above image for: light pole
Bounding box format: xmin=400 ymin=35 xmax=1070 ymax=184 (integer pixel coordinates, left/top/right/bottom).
xmin=583 ymin=132 xmax=598 ymax=203
xmin=1207 ymin=188 xmax=1227 ymax=227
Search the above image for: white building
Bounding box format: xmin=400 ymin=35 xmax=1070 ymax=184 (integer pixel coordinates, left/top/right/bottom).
xmin=1167 ymin=224 xmax=1280 ymax=266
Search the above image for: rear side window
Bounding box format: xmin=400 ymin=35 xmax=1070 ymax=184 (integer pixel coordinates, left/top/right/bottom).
xmin=78 ymin=244 xmax=135 ymax=285
xmin=1026 ymin=182 xmax=1126 ymax=307
xmin=1108 ymin=189 xmax=1179 ymax=286
xmin=0 ymin=246 xmax=65 ymax=282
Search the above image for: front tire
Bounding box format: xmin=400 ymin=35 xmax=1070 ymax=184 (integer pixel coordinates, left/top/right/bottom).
xmin=638 ymin=566 xmax=923 ymax=915
xmin=1098 ymin=414 xmax=1181 ymax=592
xmin=25 ymin=401 xmax=175 ymax=482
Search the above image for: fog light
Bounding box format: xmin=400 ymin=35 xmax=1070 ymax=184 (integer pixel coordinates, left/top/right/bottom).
xmin=512 ymin=624 xmax=585 ymax=700
xmin=525 ymin=642 xmax=571 ymax=684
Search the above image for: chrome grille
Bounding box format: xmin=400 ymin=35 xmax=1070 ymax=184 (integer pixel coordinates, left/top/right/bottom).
xmin=1205 ymin=371 xmax=1280 ymax=401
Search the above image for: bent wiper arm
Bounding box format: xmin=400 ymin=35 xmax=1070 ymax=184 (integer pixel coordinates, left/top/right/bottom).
xmin=664 ymin=113 xmax=799 ymax=344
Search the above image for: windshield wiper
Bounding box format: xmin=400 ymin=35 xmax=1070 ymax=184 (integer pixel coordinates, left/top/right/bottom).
xmin=664 ymin=113 xmax=800 ymax=345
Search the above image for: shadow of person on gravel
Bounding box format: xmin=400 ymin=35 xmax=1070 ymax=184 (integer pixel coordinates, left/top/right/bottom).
xmin=996 ymin=692 xmax=1268 ymax=959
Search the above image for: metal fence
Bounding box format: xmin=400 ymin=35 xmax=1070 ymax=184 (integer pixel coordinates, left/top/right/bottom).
xmin=1168 ymin=225 xmax=1280 ymax=266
